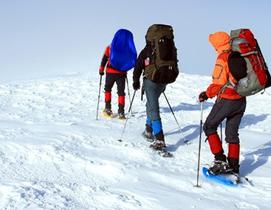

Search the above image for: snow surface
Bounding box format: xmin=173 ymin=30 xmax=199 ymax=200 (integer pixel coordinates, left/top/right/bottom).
xmin=0 ymin=72 xmax=270 ymax=210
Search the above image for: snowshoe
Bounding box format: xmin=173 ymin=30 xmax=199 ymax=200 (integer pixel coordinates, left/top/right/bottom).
xmin=149 ymin=140 xmax=173 ymax=157
xmin=203 ymin=167 xmax=239 ymax=186
xmin=149 ymin=131 xmax=173 ymax=157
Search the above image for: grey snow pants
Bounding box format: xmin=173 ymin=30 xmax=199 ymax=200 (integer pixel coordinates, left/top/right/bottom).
xmin=203 ymin=97 xmax=246 ymax=144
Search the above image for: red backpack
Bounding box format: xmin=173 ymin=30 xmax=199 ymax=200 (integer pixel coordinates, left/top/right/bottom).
xmin=228 ymin=29 xmax=271 ymax=96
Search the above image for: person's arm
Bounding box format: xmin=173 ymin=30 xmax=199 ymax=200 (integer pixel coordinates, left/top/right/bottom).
xmin=99 ymin=46 xmax=110 ymax=75
xmin=132 ymin=48 xmax=146 ymax=89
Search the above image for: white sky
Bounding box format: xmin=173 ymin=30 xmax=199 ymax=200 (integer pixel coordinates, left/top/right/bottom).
xmin=0 ymin=0 xmax=271 ymax=82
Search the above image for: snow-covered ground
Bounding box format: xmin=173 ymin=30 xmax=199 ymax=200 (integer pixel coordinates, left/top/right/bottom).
xmin=0 ymin=72 xmax=270 ymax=210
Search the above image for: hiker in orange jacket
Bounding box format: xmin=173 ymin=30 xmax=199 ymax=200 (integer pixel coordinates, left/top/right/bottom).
xmin=198 ymin=31 xmax=247 ymax=175
xmin=99 ymin=46 xmax=127 ymax=119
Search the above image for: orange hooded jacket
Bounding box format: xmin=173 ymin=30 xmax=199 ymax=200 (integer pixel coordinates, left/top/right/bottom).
xmin=206 ymin=32 xmax=242 ymax=100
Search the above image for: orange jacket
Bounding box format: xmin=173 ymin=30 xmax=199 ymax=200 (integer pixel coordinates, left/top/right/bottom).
xmin=99 ymin=46 xmax=126 ymax=75
xmin=206 ymin=32 xmax=242 ymax=100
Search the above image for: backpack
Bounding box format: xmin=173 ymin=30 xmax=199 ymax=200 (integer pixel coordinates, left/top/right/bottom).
xmin=228 ymin=28 xmax=271 ymax=96
xmin=144 ymin=24 xmax=179 ymax=84
xmin=110 ymin=29 xmax=137 ymax=71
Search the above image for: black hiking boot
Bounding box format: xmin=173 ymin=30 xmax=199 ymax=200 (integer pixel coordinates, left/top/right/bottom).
xmin=150 ymin=140 xmax=166 ymax=150
xmin=142 ymin=124 xmax=154 ymax=141
xmin=227 ymin=157 xmax=240 ymax=174
xmin=118 ymin=112 xmax=126 ymax=120
xmin=209 ymin=160 xmax=233 ymax=175
xmin=103 ymin=108 xmax=113 ymax=117
xmin=150 ymin=131 xmax=166 ymax=150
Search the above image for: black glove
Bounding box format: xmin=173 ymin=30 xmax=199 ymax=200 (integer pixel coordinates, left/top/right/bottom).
xmin=99 ymin=71 xmax=104 ymax=76
xmin=199 ymin=91 xmax=208 ymax=102
xmin=133 ymin=80 xmax=140 ymax=90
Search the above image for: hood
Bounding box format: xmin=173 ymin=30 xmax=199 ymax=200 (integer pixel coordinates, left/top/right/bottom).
xmin=209 ymin=31 xmax=231 ymax=54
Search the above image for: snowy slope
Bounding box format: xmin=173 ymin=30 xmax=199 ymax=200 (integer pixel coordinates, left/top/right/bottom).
xmin=0 ymin=72 xmax=270 ymax=210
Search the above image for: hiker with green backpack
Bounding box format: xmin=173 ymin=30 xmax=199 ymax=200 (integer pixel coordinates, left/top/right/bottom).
xmin=133 ymin=24 xmax=179 ymax=151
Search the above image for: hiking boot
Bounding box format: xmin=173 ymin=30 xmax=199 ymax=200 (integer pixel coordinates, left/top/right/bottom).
xmin=227 ymin=157 xmax=240 ymax=174
xmin=214 ymin=152 xmax=227 ymax=162
xmin=105 ymin=101 xmax=111 ymax=110
xmin=209 ymin=160 xmax=232 ymax=175
xmin=142 ymin=124 xmax=154 ymax=141
xmin=150 ymin=131 xmax=166 ymax=150
xmin=103 ymin=108 xmax=113 ymax=117
xmin=118 ymin=112 xmax=126 ymax=120
xmin=228 ymin=144 xmax=240 ymax=174
xmin=150 ymin=140 xmax=166 ymax=151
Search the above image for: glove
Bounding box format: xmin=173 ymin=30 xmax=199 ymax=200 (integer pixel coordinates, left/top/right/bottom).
xmin=198 ymin=91 xmax=208 ymax=102
xmin=133 ymin=80 xmax=140 ymax=90
xmin=99 ymin=71 xmax=104 ymax=76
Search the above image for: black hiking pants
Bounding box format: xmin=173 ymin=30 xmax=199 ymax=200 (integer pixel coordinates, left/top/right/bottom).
xmin=203 ymin=98 xmax=246 ymax=144
xmin=104 ymin=73 xmax=126 ymax=96
xmin=104 ymin=73 xmax=126 ymax=112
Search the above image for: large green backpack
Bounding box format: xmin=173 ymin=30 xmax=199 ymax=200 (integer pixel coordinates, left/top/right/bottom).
xmin=144 ymin=24 xmax=179 ymax=84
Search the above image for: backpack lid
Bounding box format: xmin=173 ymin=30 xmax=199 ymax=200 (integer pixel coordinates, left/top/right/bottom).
xmin=145 ymin=24 xmax=174 ymax=43
xmin=230 ymin=29 xmax=257 ymax=51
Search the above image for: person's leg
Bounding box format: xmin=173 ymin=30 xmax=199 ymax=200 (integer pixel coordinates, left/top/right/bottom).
xmin=144 ymin=80 xmax=166 ymax=133
xmin=225 ymin=98 xmax=246 ymax=173
xmin=143 ymin=115 xmax=153 ymax=140
xmin=228 ymin=143 xmax=240 ymax=173
xmin=144 ymin=79 xmax=166 ymax=149
xmin=203 ymin=99 xmax=229 ymax=162
xmin=116 ymin=74 xmax=126 ymax=116
xmin=104 ymin=74 xmax=115 ymax=112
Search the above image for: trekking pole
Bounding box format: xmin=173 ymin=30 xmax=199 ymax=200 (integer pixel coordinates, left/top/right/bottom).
xmin=220 ymin=123 xmax=223 ymax=142
xmin=119 ymin=90 xmax=137 ymax=141
xmin=126 ymin=77 xmax=132 ymax=105
xmin=126 ymin=77 xmax=133 ymax=115
xmin=96 ymin=75 xmax=103 ymax=120
xmin=195 ymin=102 xmax=203 ymax=187
xmin=163 ymin=92 xmax=181 ymax=130
xmin=141 ymin=85 xmax=144 ymax=101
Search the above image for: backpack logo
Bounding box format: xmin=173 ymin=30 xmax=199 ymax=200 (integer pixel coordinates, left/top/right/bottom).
xmin=144 ymin=57 xmax=150 ymax=66
xmin=228 ymin=29 xmax=271 ymax=96
xmin=144 ymin=24 xmax=179 ymax=84
xmin=110 ymin=29 xmax=137 ymax=71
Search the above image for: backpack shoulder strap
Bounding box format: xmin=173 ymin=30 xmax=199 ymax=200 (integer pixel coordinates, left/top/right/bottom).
xmin=218 ymin=50 xmax=231 ymax=62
